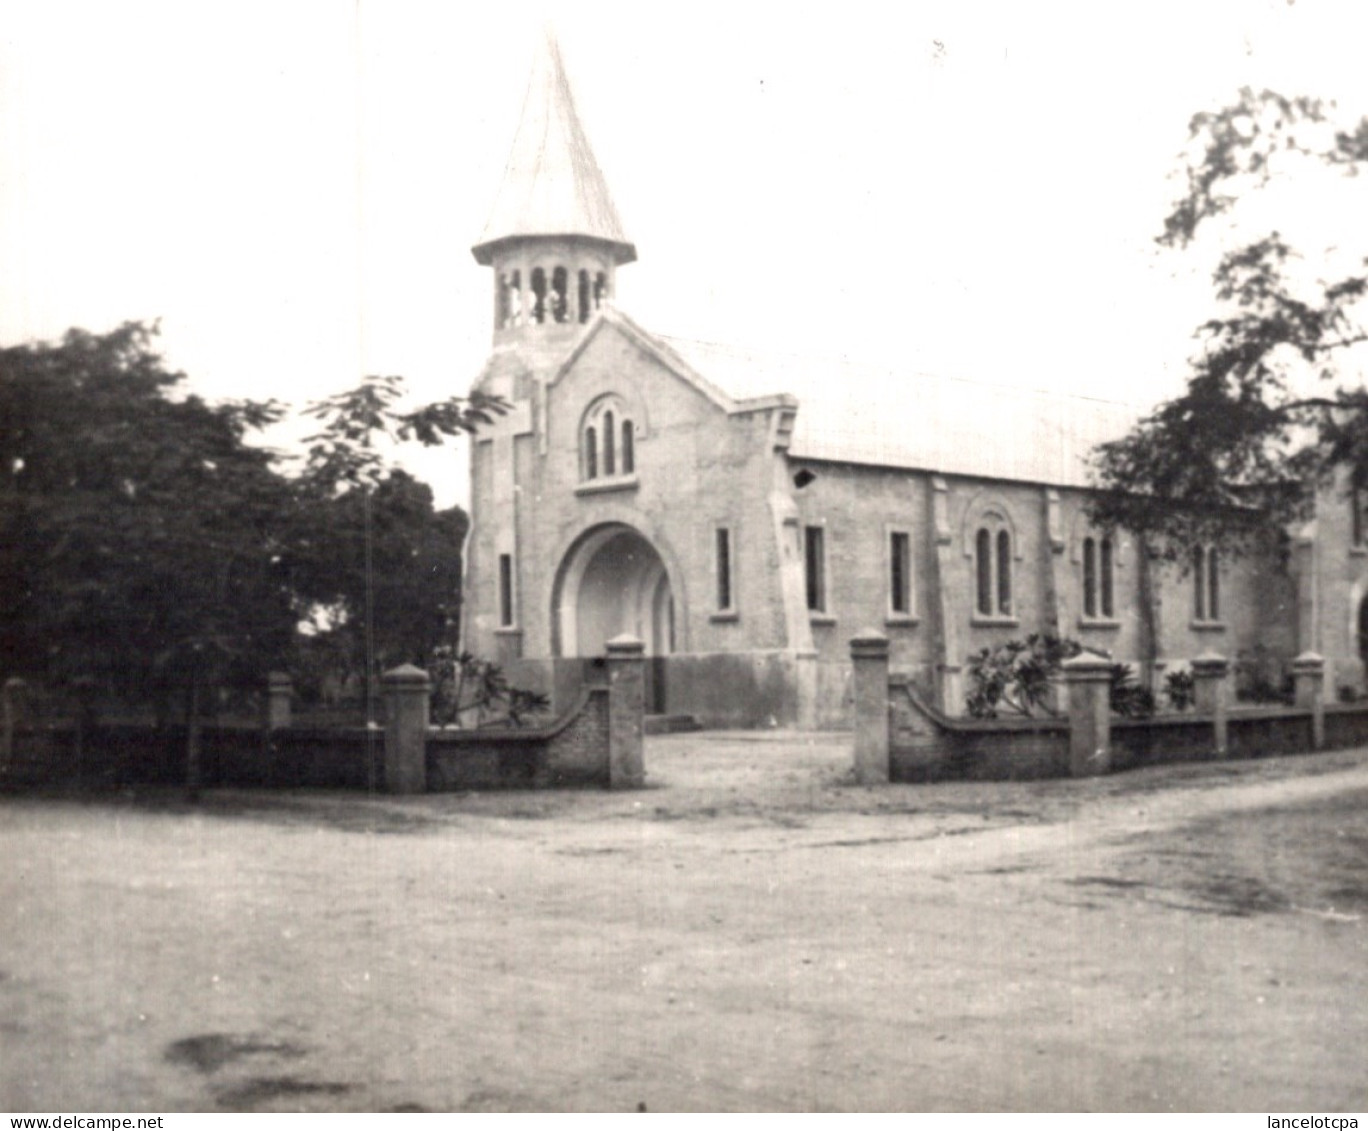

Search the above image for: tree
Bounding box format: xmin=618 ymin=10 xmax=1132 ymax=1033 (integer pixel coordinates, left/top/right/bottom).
xmin=1089 ymin=88 xmax=1368 ymax=554
xmin=1 ymin=325 xmax=504 ymax=790
xmin=290 ymin=374 xmax=506 ymax=719
xmin=1 ymin=323 xmax=298 ymax=792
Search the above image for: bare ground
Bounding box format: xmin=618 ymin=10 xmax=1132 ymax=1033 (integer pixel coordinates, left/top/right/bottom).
xmin=2 ymin=733 xmax=1366 ymax=1113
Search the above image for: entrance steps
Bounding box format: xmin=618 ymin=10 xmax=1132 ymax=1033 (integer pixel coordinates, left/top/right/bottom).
xmin=644 ymin=713 xmax=701 ymax=735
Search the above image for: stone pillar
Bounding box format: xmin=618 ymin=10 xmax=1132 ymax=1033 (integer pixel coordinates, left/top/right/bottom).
xmin=850 ymin=630 xmax=891 ymax=784
xmin=606 ymin=635 xmax=645 ymax=789
xmin=381 ymin=664 xmax=430 ymax=794
xmin=1191 ymin=651 xmax=1230 ymax=759
xmin=1062 ymin=655 xmax=1112 ymax=777
xmin=266 ymin=672 xmax=293 ymax=730
xmin=1291 ymin=650 xmax=1326 ymax=750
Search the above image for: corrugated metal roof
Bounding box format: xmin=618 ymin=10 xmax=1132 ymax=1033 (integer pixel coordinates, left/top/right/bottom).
xmin=471 ymin=31 xmax=635 ymax=266
xmin=659 ymin=335 xmax=1142 ymax=488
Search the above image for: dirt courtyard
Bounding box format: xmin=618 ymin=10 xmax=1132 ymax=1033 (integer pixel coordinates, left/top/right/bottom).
xmin=2 ymin=733 xmax=1367 ymax=1113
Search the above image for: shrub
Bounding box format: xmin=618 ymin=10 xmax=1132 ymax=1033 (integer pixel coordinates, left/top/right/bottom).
xmin=430 ymin=648 xmax=550 ymax=729
xmin=1109 ymin=664 xmax=1156 ymax=719
xmin=965 ymin=634 xmax=1082 ymax=719
xmin=1163 ymin=668 xmax=1196 ymax=712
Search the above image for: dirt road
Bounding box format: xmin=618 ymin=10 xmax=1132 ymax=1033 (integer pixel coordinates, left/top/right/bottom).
xmin=2 ymin=734 xmax=1366 ymax=1112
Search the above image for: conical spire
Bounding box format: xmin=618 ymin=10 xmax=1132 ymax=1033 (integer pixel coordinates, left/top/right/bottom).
xmin=472 ymin=30 xmax=635 ymax=267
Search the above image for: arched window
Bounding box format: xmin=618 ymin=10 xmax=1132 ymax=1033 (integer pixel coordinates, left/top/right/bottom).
xmin=971 ymin=512 xmax=1014 ymax=619
xmin=996 ymin=529 xmax=1012 ymax=615
xmin=584 ymin=426 xmax=597 ymax=480
xmin=580 ymin=396 xmax=635 ymax=483
xmin=551 ymin=266 xmax=569 ymax=323
xmin=530 ymin=267 xmax=547 ymax=324
xmin=976 ymin=528 xmax=993 ymax=616
xmin=578 ymin=269 xmax=591 ymax=323
xmin=593 ymin=272 xmax=607 ymax=310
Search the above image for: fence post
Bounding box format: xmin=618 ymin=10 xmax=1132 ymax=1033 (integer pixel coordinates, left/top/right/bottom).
xmin=606 ymin=635 xmax=645 ymax=789
xmin=1291 ymin=650 xmax=1326 ymax=750
xmin=381 ymin=664 xmax=430 ymax=794
xmin=1191 ymin=651 xmax=1230 ymax=759
xmin=850 ymin=630 xmax=891 ymax=784
xmin=266 ymin=672 xmax=293 ymax=730
xmin=1062 ymin=655 xmax=1112 ymax=777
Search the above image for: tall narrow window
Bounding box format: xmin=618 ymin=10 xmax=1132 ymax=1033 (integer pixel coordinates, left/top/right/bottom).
xmin=578 ymin=269 xmax=591 ymax=323
xmin=584 ymin=426 xmax=597 ymax=479
xmin=621 ymin=420 xmax=634 ymax=474
xmin=1100 ymin=537 xmax=1114 ymax=618
xmin=1196 ymin=545 xmax=1206 ymax=619
xmin=996 ymin=529 xmax=1012 ymax=615
xmin=1083 ymin=537 xmax=1098 ymax=619
xmin=593 ymin=272 xmax=607 ymax=309
xmin=975 ymin=528 xmax=993 ymax=616
xmin=889 ymin=531 xmax=911 ymax=615
xmin=715 ymin=528 xmax=733 ymax=612
xmin=530 ymin=267 xmax=547 ymax=324
xmin=551 ymin=266 xmax=569 ymax=323
xmin=603 ymin=411 xmax=616 ymax=475
xmin=498 ymin=553 xmax=514 ymax=628
xmin=805 ymin=526 xmax=826 ymax=613
xmin=1207 ymin=546 xmax=1220 ymax=621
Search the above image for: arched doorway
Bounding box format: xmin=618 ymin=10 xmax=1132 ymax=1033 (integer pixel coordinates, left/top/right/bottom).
xmin=553 ymin=524 xmax=676 ymax=711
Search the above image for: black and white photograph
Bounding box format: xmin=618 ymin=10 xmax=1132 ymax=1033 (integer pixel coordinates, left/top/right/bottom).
xmin=2 ymin=0 xmax=1367 ymax=1115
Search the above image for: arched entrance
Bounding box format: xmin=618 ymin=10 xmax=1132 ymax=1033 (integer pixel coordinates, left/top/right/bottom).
xmin=553 ymin=524 xmax=676 ymax=711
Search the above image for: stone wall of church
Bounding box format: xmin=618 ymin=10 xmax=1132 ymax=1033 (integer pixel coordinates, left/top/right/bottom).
xmin=1309 ymin=472 xmax=1368 ymax=699
xmin=782 ymin=459 xmax=1293 ymax=717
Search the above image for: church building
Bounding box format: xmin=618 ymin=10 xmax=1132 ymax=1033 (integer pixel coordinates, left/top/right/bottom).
xmin=461 ymin=33 xmax=1367 ymax=728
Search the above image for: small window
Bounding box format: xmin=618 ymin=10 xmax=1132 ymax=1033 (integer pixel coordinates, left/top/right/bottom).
xmin=1193 ymin=544 xmax=1220 ymax=622
xmin=577 ymin=269 xmax=591 ymax=323
xmin=715 ymin=527 xmax=733 ymax=612
xmin=805 ymin=526 xmax=826 ymax=614
xmin=1083 ymin=536 xmax=1115 ymax=620
xmin=579 ymin=397 xmax=634 ymax=483
xmin=1100 ymin=537 xmax=1114 ymax=618
xmin=551 ymin=266 xmax=569 ymax=323
xmin=498 ymin=553 xmax=514 ymax=628
xmin=996 ymin=529 xmax=1012 ymax=615
xmin=603 ymin=410 xmax=616 ymax=475
xmin=974 ymin=523 xmax=1013 ymax=618
xmin=1354 ymin=486 xmax=1365 ymax=547
xmin=975 ymin=528 xmax=993 ymax=616
xmin=530 ymin=267 xmax=547 ymax=324
xmin=889 ymin=530 xmax=911 ymax=616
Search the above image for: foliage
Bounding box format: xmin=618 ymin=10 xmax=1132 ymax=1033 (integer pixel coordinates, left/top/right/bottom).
xmin=1163 ymin=668 xmax=1196 ymax=712
xmin=1089 ymin=88 xmax=1368 ymax=556
xmin=965 ymin=634 xmax=1082 ymax=719
xmin=1108 ymin=664 xmax=1156 ymax=719
xmin=1 ymin=322 xmax=297 ymax=714
xmin=429 ymin=648 xmax=551 ymax=729
xmin=1 ymin=323 xmax=509 ymax=791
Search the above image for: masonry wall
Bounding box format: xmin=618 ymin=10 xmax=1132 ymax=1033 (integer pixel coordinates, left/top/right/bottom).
xmin=3 ymin=691 xmax=617 ymax=792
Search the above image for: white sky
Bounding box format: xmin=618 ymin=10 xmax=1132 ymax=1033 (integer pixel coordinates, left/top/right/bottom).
xmin=3 ymin=0 xmax=1367 ymax=506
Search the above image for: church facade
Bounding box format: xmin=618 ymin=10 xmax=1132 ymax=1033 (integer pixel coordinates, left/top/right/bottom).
xmin=461 ymin=35 xmax=1368 ymax=728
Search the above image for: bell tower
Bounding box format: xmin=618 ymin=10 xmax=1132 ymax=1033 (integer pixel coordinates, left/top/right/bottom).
xmin=471 ymin=31 xmax=635 ymax=377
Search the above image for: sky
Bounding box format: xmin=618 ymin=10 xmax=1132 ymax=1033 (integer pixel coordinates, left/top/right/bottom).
xmin=3 ymin=0 xmax=1367 ymax=506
